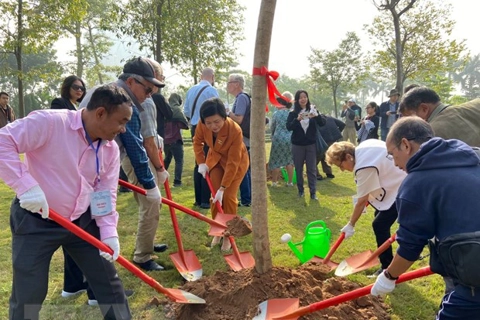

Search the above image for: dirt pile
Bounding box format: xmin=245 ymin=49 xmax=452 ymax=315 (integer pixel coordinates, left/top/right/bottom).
xmin=225 ymin=216 xmax=253 ymax=237
xmin=166 ymin=261 xmax=390 ymax=319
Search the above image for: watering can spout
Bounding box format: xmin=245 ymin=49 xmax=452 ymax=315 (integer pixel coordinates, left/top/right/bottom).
xmin=287 ymin=241 xmax=307 ymax=263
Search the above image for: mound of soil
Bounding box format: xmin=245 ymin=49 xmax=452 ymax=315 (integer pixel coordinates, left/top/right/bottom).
xmin=225 ymin=216 xmax=253 ymax=237
xmin=166 ymin=261 xmax=390 ymax=319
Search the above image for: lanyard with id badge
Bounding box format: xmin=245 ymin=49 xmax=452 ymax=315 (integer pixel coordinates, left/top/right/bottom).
xmin=84 ymin=124 xmax=112 ymax=217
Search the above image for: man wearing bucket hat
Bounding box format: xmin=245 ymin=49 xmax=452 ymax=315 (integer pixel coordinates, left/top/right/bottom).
xmin=379 ymin=89 xmax=400 ymax=141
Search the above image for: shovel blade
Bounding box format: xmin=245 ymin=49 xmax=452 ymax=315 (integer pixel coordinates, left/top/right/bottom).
xmin=162 ymin=288 xmax=206 ymax=304
xmin=169 ymin=250 xmax=203 ymax=281
xmin=310 ymin=256 xmax=339 ymax=271
xmin=224 ymin=251 xmax=255 ymax=271
xmin=252 ymin=298 xmax=300 ymax=320
xmin=208 ymin=212 xmax=235 ymax=236
xmin=334 ymin=251 xmax=380 ymax=277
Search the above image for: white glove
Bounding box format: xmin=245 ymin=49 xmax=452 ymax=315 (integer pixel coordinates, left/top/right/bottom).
xmin=99 ymin=236 xmax=120 ymax=262
xmin=341 ymin=222 xmax=355 ymax=239
xmin=212 ymin=189 xmax=224 ymax=206
xmin=145 ymin=187 xmax=162 ymax=205
xmin=157 ymin=170 xmax=170 ymax=185
xmin=18 ymin=185 xmax=49 ymax=219
xmin=198 ymin=163 xmax=209 ymax=178
xmin=156 ymin=134 xmax=164 ymax=151
xmin=371 ymin=271 xmax=396 ymax=296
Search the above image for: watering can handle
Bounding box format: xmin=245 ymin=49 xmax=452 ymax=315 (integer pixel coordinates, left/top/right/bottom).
xmin=306 ymin=220 xmax=327 ymax=230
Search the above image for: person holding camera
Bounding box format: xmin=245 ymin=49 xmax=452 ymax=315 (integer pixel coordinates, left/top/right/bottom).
xmin=286 ymin=90 xmax=326 ymax=200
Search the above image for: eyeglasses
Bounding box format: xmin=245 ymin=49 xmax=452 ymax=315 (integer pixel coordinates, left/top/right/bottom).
xmin=71 ymin=84 xmax=86 ymax=92
xmin=133 ymin=78 xmax=153 ymax=95
xmin=365 ymin=106 xmax=372 ymax=109
xmin=385 ymin=136 xmax=430 ymax=160
xmin=158 ymin=74 xmax=165 ymax=81
xmin=227 ymin=81 xmax=238 ymax=84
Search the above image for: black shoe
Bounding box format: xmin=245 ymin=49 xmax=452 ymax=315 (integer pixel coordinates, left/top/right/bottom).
xmin=173 ymin=183 xmax=182 ymax=187
xmin=238 ymin=202 xmax=251 ymax=207
xmin=200 ymin=203 xmax=210 ymax=209
xmin=135 ymin=259 xmax=165 ymax=271
xmin=298 ymin=191 xmax=304 ymax=198
xmin=118 ymin=187 xmax=132 ymax=193
xmin=310 ymin=194 xmax=318 ymax=200
xmin=153 ymin=244 xmax=168 ymax=253
xmin=125 ymin=289 xmax=134 ymax=297
xmin=316 ymin=175 xmax=324 ymax=180
xmin=326 ymin=174 xmax=335 ymax=179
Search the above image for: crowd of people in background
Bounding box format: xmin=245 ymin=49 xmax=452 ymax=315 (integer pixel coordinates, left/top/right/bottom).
xmin=2 ymin=54 xmax=480 ymax=319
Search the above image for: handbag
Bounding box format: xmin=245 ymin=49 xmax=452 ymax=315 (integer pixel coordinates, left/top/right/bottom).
xmin=315 ymin=123 xmax=328 ymax=156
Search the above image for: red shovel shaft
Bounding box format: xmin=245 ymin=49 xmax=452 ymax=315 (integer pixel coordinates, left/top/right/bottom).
xmin=275 ymin=266 xmax=433 ymax=319
xmin=357 ymin=233 xmax=396 ymax=268
xmin=158 ymin=152 xmax=186 ymax=261
xmin=48 ymin=209 xmax=178 ymax=301
xmin=118 ymin=179 xmax=227 ymax=229
xmin=322 ymin=232 xmax=345 ymax=265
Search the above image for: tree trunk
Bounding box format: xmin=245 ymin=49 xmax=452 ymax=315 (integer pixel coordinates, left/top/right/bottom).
xmin=251 ymin=0 xmax=277 ymax=274
xmin=332 ymin=88 xmax=338 ymax=118
xmin=392 ymin=13 xmax=404 ymax=94
xmin=87 ymin=23 xmax=103 ymax=84
xmin=75 ymin=21 xmax=83 ymax=78
xmin=16 ymin=0 xmax=25 ymax=118
xmin=155 ymin=1 xmax=163 ymax=62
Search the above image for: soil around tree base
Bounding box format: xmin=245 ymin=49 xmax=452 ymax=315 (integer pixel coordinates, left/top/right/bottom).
xmin=165 ymin=261 xmax=391 ymax=319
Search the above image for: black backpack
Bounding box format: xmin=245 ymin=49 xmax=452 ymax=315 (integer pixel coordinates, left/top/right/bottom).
xmin=234 ymin=93 xmax=252 ymax=139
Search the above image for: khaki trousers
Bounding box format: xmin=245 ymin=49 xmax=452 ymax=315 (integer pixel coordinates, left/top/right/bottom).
xmin=122 ymin=157 xmax=161 ymax=264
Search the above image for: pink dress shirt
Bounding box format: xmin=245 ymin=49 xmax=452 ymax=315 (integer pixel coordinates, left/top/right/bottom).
xmin=0 ymin=109 xmax=120 ymax=240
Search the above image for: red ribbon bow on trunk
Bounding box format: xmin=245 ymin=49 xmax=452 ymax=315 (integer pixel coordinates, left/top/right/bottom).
xmin=252 ymin=66 xmax=290 ymax=109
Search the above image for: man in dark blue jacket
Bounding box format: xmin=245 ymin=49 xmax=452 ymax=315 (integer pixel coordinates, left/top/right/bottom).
xmin=372 ymin=116 xmax=480 ymax=319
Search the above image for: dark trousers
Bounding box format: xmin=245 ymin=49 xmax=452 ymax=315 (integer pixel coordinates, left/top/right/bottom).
xmin=9 ymin=199 xmax=131 ymax=320
xmin=372 ymin=203 xmax=398 ymax=269
xmin=239 ymin=146 xmax=251 ymax=205
xmin=191 ymin=125 xmax=211 ymax=205
xmin=316 ymin=153 xmax=332 ymax=176
xmin=164 ymin=140 xmax=184 ymax=185
xmin=63 ymin=248 xmax=95 ymax=299
xmin=292 ymin=143 xmax=317 ymax=195
xmin=437 ymin=285 xmax=480 ymax=319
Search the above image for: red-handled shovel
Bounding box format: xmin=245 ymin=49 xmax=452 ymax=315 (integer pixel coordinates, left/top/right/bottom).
xmin=47 ymin=209 xmax=205 ymax=304
xmin=158 ymin=152 xmax=202 ymax=281
xmin=118 ymin=179 xmax=230 ymax=236
xmin=205 ymin=173 xmax=255 ymax=271
xmin=335 ymin=233 xmax=397 ymax=277
xmin=253 ymin=266 xmax=433 ymax=320
xmin=311 ymin=232 xmax=345 ymax=271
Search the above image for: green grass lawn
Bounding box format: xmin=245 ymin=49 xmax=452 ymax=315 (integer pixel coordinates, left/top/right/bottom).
xmin=0 ymin=144 xmax=444 ymax=319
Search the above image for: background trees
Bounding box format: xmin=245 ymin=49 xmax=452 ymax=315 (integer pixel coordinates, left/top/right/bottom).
xmin=367 ymin=0 xmax=466 ymax=94
xmin=308 ymin=32 xmax=367 ymax=117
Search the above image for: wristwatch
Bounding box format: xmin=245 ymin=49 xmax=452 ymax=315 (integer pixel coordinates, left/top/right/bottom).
xmin=384 ymin=270 xmax=399 ymax=281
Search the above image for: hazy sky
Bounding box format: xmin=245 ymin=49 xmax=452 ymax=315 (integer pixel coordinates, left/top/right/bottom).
xmin=56 ymin=0 xmax=478 ymax=84
xmin=235 ymin=0 xmax=479 ymax=78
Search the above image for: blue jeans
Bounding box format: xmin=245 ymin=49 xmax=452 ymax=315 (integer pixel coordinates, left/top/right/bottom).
xmin=239 ymin=147 xmax=251 ymax=205
xmin=381 ymin=127 xmax=389 ymax=141
xmin=164 ymin=140 xmax=184 ymax=185
xmin=437 ymin=284 xmax=480 ymax=319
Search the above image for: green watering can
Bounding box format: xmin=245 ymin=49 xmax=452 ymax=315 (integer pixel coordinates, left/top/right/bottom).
xmin=281 ymin=220 xmax=331 ymax=264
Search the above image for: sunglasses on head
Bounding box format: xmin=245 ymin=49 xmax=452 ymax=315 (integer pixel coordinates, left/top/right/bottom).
xmin=133 ymin=78 xmax=153 ymax=95
xmin=71 ymin=84 xmax=86 ymax=92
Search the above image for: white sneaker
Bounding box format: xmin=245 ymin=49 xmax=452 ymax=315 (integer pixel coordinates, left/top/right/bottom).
xmin=61 ymin=289 xmax=86 ymax=298
xmin=88 ymin=299 xmax=99 ymax=306
xmin=286 ymin=182 xmax=293 ymax=187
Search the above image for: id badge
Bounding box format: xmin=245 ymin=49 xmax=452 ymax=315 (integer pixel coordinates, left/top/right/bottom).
xmin=90 ymin=190 xmax=112 ymax=217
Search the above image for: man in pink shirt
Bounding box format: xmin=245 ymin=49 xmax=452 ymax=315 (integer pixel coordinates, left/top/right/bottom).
xmin=0 ymin=85 xmax=133 ymax=320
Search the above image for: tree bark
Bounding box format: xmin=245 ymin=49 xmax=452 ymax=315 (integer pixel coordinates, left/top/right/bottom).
xmin=16 ymin=0 xmax=24 ymax=118
xmin=75 ymin=21 xmax=83 ymax=78
xmin=87 ymin=23 xmax=103 ymax=84
xmin=251 ymin=0 xmax=277 ymax=274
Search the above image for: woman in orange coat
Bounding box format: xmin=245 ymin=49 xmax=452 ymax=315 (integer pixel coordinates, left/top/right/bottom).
xmin=193 ymin=98 xmax=249 ymax=251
